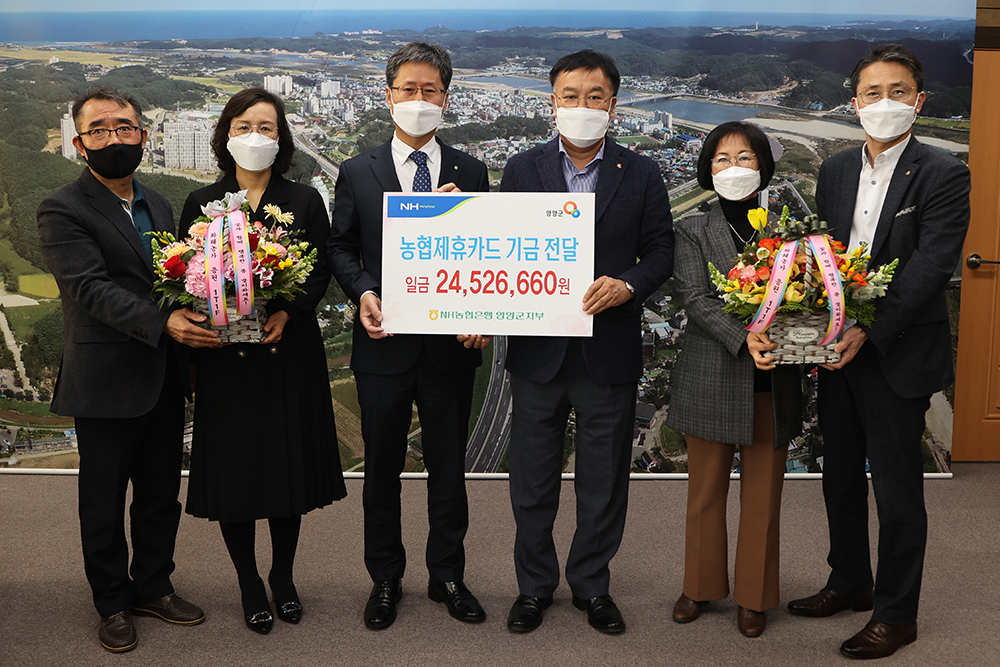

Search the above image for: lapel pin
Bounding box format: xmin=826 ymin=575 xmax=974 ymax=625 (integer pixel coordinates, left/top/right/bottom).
xmin=454 ymin=165 xmax=458 ymax=170
xmin=616 ymin=163 xmax=621 ymax=168
xmin=906 ymin=171 xmax=911 ymax=175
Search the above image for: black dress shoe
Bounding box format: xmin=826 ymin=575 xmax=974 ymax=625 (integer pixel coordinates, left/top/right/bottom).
xmin=98 ymin=611 xmax=137 ymax=653
xmin=364 ymin=579 xmax=402 ymax=630
xmin=840 ymin=620 xmax=917 ymax=659
xmin=428 ymin=580 xmax=486 ymax=623
xmin=787 ymin=588 xmax=874 ymax=617
xmin=507 ymin=595 xmax=552 ymax=633
xmin=132 ymin=593 xmax=206 ymax=625
xmin=245 ymin=609 xmax=274 ymax=635
xmin=572 ymin=594 xmax=626 ymax=634
xmin=269 ymin=573 xmax=303 ymax=624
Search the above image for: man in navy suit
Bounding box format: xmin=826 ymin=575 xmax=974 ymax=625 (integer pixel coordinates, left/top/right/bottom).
xmin=786 ymin=44 xmax=971 ymax=660
xmin=499 ymin=50 xmax=674 ymax=635
xmin=37 ymin=86 xmax=218 ymax=652
xmin=328 ymin=41 xmax=491 ymax=631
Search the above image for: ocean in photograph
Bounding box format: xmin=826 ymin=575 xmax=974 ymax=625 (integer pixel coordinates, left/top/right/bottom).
xmin=0 ymin=10 xmax=963 ymax=44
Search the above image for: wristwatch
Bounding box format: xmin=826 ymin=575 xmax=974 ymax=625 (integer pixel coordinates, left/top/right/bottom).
xmin=623 ymin=280 xmax=635 ymax=300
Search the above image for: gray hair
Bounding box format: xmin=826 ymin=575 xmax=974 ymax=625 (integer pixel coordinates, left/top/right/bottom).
xmin=385 ymin=41 xmax=452 ymax=91
xmin=71 ymin=86 xmax=143 ymax=132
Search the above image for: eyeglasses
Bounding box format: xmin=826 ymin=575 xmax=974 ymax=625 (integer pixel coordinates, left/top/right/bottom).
xmin=230 ymin=122 xmax=278 ymax=138
xmin=390 ymin=86 xmax=446 ymax=101
xmin=556 ymin=94 xmax=610 ymax=110
xmin=78 ymin=126 xmax=141 ymax=145
xmin=712 ymin=153 xmax=757 ymax=168
xmin=858 ymin=87 xmax=915 ymax=104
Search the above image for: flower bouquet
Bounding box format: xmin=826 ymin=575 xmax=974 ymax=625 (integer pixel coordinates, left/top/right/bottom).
xmin=708 ymin=206 xmax=897 ymax=364
xmin=149 ymin=190 xmax=317 ymax=343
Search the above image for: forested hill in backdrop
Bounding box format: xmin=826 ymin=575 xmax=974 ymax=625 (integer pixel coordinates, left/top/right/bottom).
xmin=114 ymin=19 xmax=975 ymax=118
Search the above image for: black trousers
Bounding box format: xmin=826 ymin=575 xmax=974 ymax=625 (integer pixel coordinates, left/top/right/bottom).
xmin=508 ymin=339 xmax=636 ymax=600
xmin=75 ymin=373 xmax=184 ymax=617
xmin=354 ymin=346 xmax=475 ymax=583
xmin=818 ymin=342 xmax=930 ymax=625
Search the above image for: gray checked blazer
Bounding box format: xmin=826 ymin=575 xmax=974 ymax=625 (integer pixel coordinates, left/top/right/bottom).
xmin=666 ymin=203 xmax=802 ymax=448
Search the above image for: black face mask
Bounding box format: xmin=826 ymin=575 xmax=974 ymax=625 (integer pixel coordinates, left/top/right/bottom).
xmin=84 ymin=142 xmax=144 ymax=180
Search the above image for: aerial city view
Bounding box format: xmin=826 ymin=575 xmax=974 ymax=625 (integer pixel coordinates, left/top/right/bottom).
xmin=0 ymin=4 xmax=974 ymax=474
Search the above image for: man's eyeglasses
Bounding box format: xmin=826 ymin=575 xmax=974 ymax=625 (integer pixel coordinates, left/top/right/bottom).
xmin=230 ymin=122 xmax=278 ymax=138
xmin=712 ymin=153 xmax=757 ymax=168
xmin=858 ymin=87 xmax=915 ymax=104
xmin=390 ymin=86 xmax=446 ymax=101
xmin=78 ymin=126 xmax=141 ymax=144
xmin=556 ymin=95 xmax=610 ymax=110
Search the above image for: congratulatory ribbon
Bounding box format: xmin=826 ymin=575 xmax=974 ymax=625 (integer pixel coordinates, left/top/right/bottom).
xmin=746 ymin=235 xmax=845 ymax=345
xmin=201 ymin=190 xmax=255 ymax=326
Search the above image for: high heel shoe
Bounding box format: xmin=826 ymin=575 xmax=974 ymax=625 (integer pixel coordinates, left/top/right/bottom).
xmin=244 ymin=609 xmax=274 ymax=634
xmin=269 ymin=572 xmax=303 ymax=624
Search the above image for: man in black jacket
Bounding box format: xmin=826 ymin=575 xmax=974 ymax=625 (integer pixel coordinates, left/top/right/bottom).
xmin=328 ymin=42 xmax=491 ymax=631
xmin=787 ymin=44 xmax=971 ymax=660
xmin=37 ymin=86 xmax=218 ymax=652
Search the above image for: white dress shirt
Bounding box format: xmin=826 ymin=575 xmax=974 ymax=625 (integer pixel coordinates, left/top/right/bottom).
xmin=390 ymin=132 xmax=442 ymax=192
xmin=849 ymin=134 xmax=911 ymax=252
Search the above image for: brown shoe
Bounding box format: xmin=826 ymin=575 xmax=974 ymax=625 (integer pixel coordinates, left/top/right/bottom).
xmin=840 ymin=620 xmax=917 ymax=659
xmin=787 ymin=588 xmax=873 ymax=617
xmin=737 ymin=606 xmax=766 ymax=637
xmin=132 ymin=593 xmax=206 ymax=625
xmin=98 ymin=611 xmax=137 ymax=653
xmin=672 ymin=593 xmax=705 ymax=624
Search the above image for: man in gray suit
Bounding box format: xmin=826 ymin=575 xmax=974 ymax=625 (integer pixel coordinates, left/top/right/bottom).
xmin=37 ymin=86 xmax=220 ymax=653
xmin=499 ymin=50 xmax=673 ymax=635
xmin=786 ymin=45 xmax=971 ymax=660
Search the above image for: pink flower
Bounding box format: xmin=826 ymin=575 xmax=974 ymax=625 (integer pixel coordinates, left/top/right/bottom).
xmin=188 ymin=222 xmax=211 ymax=240
xmin=184 ymin=252 xmax=209 ymax=298
xmin=739 ymin=265 xmax=758 ymax=284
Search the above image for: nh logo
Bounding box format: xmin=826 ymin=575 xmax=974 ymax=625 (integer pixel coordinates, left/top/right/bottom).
xmin=400 ymin=202 xmax=420 ymax=211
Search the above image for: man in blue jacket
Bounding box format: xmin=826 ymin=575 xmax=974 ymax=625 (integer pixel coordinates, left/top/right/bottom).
xmin=499 ymin=50 xmax=674 ymax=635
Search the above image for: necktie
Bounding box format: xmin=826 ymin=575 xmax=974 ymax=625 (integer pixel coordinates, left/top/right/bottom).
xmin=410 ymin=150 xmax=432 ymax=192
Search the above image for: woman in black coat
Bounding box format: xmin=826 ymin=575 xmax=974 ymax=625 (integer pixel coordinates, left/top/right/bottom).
xmin=180 ymin=88 xmax=346 ymax=634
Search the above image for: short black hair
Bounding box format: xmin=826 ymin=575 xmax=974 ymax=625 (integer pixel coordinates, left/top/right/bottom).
xmin=211 ymin=87 xmax=295 ymax=175
xmin=386 ymin=41 xmax=453 ymax=91
xmin=696 ymin=121 xmax=775 ymax=193
xmin=850 ymin=43 xmax=925 ymax=95
xmin=71 ymin=86 xmax=142 ymax=132
xmin=549 ymin=50 xmax=620 ymax=97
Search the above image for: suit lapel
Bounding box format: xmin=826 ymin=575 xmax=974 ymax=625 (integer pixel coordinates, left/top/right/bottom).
xmin=705 ymin=205 xmax=738 ymax=267
xmin=80 ymin=170 xmax=150 ymax=268
xmin=536 ymin=138 xmax=568 ymax=193
xmin=368 ymin=141 xmax=401 ymax=193
xmin=832 ymin=154 xmax=862 ymax=246
xmin=594 ymin=140 xmax=626 ymax=223
xmin=870 ymin=139 xmax=921 ymax=260
xmin=437 ymin=140 xmax=463 ymax=188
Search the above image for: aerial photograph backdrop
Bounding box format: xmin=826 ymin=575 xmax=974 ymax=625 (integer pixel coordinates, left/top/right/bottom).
xmin=0 ymin=0 xmax=976 ymax=476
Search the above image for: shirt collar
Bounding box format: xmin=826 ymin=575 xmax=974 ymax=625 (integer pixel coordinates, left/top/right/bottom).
xmin=391 ymin=132 xmax=441 ymax=168
xmin=861 ymin=133 xmax=911 ymax=171
xmin=558 ymin=138 xmax=606 ymax=171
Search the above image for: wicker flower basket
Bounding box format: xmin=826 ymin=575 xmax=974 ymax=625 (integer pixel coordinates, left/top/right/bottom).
xmin=192 ymin=299 xmax=268 ymax=344
xmin=765 ymin=311 xmax=841 ymax=365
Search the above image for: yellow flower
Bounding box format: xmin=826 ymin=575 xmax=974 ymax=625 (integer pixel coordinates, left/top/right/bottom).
xmin=785 ymin=283 xmax=806 ymax=303
xmin=263 ymin=204 xmax=295 ymax=226
xmin=747 ymin=207 xmax=768 ymax=232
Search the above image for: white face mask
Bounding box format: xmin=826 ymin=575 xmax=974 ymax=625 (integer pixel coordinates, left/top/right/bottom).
xmin=855 ymin=98 xmax=917 ymax=143
xmin=227 ymin=132 xmax=279 ymax=172
xmin=390 ymin=100 xmax=443 ymax=138
xmin=712 ymin=166 xmax=761 ymax=202
xmin=555 ymin=107 xmax=610 ymax=147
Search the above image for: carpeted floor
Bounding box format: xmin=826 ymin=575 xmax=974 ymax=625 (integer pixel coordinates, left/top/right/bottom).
xmin=2 ymin=463 xmax=998 ymax=666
